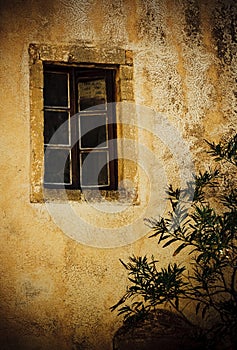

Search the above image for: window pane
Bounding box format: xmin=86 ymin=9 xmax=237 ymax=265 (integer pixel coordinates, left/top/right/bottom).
xmin=44 ymin=111 xmax=69 ymax=145
xmin=80 ymin=115 xmax=107 ymax=148
xmin=81 ymin=151 xmax=109 ymax=187
xmin=44 ymin=148 xmax=71 ymax=184
xmin=44 ymin=72 xmax=68 ymax=107
xmin=78 ymin=78 xmax=106 ymax=111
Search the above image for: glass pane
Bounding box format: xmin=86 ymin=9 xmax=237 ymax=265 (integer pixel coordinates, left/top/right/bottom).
xmin=44 ymin=148 xmax=71 ymax=184
xmin=44 ymin=111 xmax=69 ymax=145
xmin=80 ymin=115 xmax=107 ymax=148
xmin=78 ymin=78 xmax=106 ymax=111
xmin=81 ymin=151 xmax=109 ymax=187
xmin=44 ymin=72 xmax=68 ymax=107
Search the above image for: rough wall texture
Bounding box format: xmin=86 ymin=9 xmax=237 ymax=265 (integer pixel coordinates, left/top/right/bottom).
xmin=0 ymin=0 xmax=236 ymax=349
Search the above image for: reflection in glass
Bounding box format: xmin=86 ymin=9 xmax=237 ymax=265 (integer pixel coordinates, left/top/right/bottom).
xmin=80 ymin=115 xmax=107 ymax=148
xmin=44 ymin=111 xmax=69 ymax=145
xmin=44 ymin=72 xmax=68 ymax=107
xmin=78 ymin=79 xmax=106 ymax=111
xmin=44 ymin=148 xmax=71 ymax=184
xmin=81 ymin=151 xmax=109 ymax=186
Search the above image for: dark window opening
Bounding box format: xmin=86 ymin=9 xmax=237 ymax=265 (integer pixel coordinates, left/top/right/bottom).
xmin=43 ymin=64 xmax=118 ymax=190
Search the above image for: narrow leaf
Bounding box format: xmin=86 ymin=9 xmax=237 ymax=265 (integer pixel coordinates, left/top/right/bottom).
xmin=163 ymin=238 xmax=178 ymax=248
xmin=173 ymin=243 xmax=187 ymax=256
xmin=196 ymin=302 xmax=201 ymax=315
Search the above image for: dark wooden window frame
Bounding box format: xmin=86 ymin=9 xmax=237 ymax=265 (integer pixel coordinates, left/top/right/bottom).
xmin=43 ymin=63 xmax=118 ymax=191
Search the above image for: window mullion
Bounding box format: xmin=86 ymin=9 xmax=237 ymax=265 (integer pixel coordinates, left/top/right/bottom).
xmin=70 ymin=68 xmax=80 ymax=189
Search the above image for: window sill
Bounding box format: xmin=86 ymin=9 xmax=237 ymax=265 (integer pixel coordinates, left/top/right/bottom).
xmin=38 ymin=188 xmax=139 ymax=205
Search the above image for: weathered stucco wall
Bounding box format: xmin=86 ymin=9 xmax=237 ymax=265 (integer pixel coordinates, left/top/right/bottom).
xmin=0 ymin=0 xmax=236 ymax=349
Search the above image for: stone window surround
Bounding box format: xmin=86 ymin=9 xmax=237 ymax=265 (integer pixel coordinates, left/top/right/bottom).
xmin=29 ymin=43 xmax=138 ymax=203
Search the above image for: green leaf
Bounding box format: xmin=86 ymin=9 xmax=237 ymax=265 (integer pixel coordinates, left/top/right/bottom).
xmin=163 ymin=238 xmax=178 ymax=248
xmin=196 ymin=302 xmax=201 ymax=315
xmin=173 ymin=243 xmax=187 ymax=256
xmin=175 ymin=297 xmax=179 ymax=309
xmin=119 ymin=259 xmax=128 ymax=269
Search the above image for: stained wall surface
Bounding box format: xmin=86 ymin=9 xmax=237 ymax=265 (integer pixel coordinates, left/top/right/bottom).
xmin=0 ymin=0 xmax=236 ymax=349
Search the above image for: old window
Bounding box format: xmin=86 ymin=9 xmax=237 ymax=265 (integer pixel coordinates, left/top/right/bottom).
xmin=29 ymin=44 xmax=135 ymax=202
xmin=43 ymin=64 xmax=117 ymax=190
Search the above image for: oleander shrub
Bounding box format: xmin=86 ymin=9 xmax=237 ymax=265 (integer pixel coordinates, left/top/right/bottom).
xmin=111 ymin=133 xmax=237 ymax=349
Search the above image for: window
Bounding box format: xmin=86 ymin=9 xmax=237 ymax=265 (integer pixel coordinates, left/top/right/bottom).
xmin=43 ymin=65 xmax=118 ymax=190
xmin=29 ymin=44 xmax=135 ymax=203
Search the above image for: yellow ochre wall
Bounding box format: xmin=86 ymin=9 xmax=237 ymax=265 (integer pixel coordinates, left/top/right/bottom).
xmin=0 ymin=0 xmax=236 ymax=349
